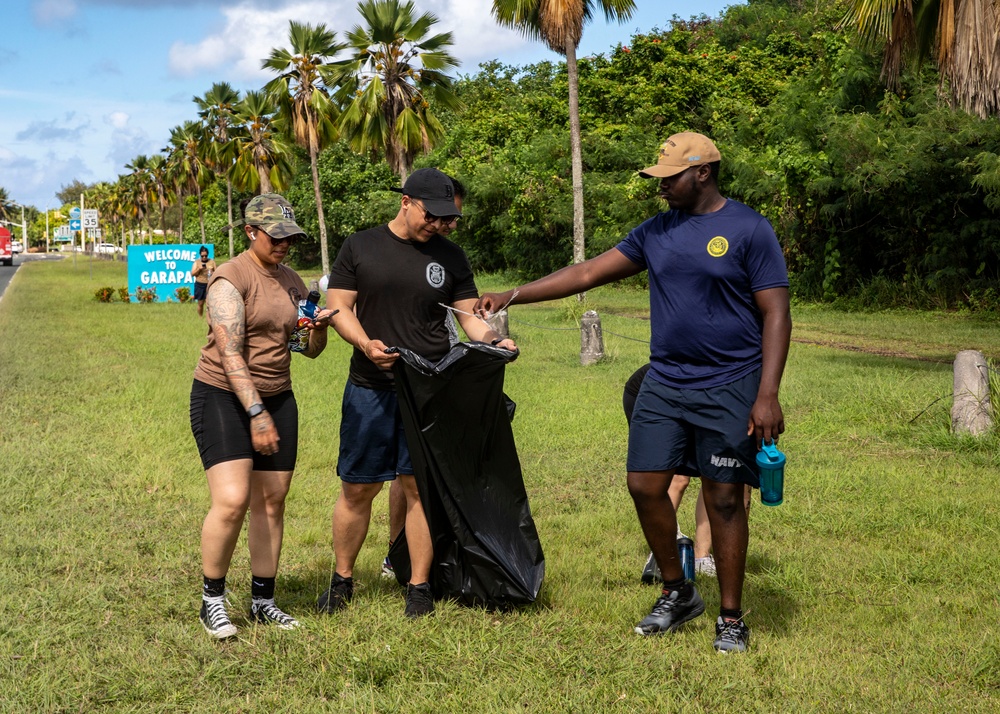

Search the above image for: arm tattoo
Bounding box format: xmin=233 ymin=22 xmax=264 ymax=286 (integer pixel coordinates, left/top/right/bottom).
xmin=206 ymin=279 xmax=261 ymax=409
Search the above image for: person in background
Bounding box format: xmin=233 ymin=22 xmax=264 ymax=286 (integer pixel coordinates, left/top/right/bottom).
xmin=190 ymin=245 xmax=217 ymax=318
xmin=190 ymin=194 xmax=334 ymax=639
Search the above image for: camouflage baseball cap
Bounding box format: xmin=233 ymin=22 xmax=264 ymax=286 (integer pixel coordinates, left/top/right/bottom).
xmin=244 ymin=193 xmax=306 ymax=239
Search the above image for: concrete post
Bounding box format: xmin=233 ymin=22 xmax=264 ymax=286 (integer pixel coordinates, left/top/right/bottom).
xmin=952 ymin=350 xmax=993 ymax=436
xmin=580 ymin=310 xmax=604 ymax=366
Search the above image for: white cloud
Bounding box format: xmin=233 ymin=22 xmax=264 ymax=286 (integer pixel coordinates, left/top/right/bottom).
xmin=167 ymin=0 xmax=532 ymax=81
xmin=33 ymin=0 xmax=78 ymax=25
xmin=107 ymin=111 xmax=130 ymax=129
xmin=0 ymin=145 xmax=91 ymax=208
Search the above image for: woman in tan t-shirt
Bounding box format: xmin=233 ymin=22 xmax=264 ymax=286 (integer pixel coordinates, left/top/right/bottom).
xmin=189 ymin=193 xmax=335 ymax=639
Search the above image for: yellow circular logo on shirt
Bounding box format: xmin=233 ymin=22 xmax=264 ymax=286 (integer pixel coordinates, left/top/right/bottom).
xmin=707 ymin=236 xmax=729 ymax=257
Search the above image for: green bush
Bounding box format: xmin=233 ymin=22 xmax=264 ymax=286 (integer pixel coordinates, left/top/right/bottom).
xmin=117 ymin=287 xmax=131 ymax=303
xmin=93 ymin=286 xmax=115 ymax=302
xmin=175 ymin=287 xmax=191 ymax=303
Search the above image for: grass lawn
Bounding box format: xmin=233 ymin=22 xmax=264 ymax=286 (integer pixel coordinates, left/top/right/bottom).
xmin=1 ymin=257 xmax=999 ymax=712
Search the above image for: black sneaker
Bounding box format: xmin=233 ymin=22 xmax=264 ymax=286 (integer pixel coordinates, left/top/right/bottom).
xmin=250 ymin=598 xmax=300 ymax=630
xmin=200 ymin=594 xmax=237 ymax=639
xmin=634 ymin=585 xmax=705 ymax=636
xmin=404 ymin=582 xmax=434 ymax=618
xmin=640 ymin=552 xmax=662 ymax=585
xmin=714 ymin=616 xmax=750 ymax=653
xmin=317 ymin=573 xmax=354 ymax=613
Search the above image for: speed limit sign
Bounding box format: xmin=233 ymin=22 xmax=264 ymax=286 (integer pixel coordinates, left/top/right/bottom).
xmin=83 ymin=209 xmax=98 ymax=229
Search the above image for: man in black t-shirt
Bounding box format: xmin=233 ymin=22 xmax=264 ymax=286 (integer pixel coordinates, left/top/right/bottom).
xmin=319 ymin=168 xmax=517 ymax=619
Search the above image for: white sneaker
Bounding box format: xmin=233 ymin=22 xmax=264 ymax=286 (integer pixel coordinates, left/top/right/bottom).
xmin=695 ymin=555 xmax=717 ymax=577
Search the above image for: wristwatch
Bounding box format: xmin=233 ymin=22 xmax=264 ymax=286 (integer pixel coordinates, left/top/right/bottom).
xmin=490 ymin=338 xmax=504 ymax=346
xmin=247 ymin=403 xmax=265 ymax=418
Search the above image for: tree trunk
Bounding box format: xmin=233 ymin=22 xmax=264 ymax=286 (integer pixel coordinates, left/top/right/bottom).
xmin=197 ymin=184 xmax=207 ymax=247
xmin=566 ymin=40 xmax=586 ymax=301
xmin=258 ymin=163 xmax=273 ymax=194
xmin=227 ymin=180 xmax=234 ymax=259
xmin=178 ymin=189 xmax=185 ymax=244
xmin=311 ymin=141 xmax=330 ymax=276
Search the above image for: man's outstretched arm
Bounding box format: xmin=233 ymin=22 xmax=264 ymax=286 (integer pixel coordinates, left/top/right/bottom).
xmin=475 ymin=248 xmax=643 ymax=315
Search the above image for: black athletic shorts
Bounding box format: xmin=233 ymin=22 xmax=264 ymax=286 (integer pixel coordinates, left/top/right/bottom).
xmin=193 ymin=282 xmax=208 ymax=301
xmin=190 ymin=379 xmax=298 ymax=471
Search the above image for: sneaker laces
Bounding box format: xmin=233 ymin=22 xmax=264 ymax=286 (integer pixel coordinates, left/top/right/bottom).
xmin=716 ymin=613 xmax=749 ymax=643
xmin=253 ymin=598 xmax=297 ymax=626
xmin=650 ymin=590 xmax=682 ymax=615
xmin=203 ymin=592 xmax=233 ymax=628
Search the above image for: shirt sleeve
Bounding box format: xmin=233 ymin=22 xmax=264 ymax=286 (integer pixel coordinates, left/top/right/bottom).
xmin=327 ymin=235 xmax=358 ymax=291
xmin=745 ymin=217 xmax=789 ymax=292
xmin=451 ymin=250 xmax=479 ymax=302
xmin=615 ymin=216 xmax=655 ymax=270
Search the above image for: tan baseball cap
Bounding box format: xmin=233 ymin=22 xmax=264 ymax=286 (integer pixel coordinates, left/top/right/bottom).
xmin=639 ymin=132 xmax=721 ymax=178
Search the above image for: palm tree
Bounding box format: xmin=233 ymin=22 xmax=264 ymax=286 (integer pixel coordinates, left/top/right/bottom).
xmin=0 ymin=186 xmax=12 ymax=223
xmin=125 ymin=154 xmax=156 ymax=244
xmin=842 ymin=0 xmax=1000 ymax=118
xmin=228 ymin=91 xmax=295 ymax=195
xmin=492 ymin=0 xmax=635 ymax=267
xmin=264 ymin=21 xmax=346 ymax=275
xmin=195 ymin=82 xmax=241 ymax=256
xmin=147 ymin=154 xmax=173 ymax=244
xmin=329 ymin=0 xmax=462 ymax=181
xmin=167 ymin=121 xmax=212 ymax=246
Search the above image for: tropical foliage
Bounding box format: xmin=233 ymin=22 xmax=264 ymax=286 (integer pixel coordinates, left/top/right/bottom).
xmin=329 ymin=0 xmax=461 ymax=180
xmin=264 ymin=20 xmax=345 ymax=275
xmin=11 ymin=0 xmax=1000 ymax=311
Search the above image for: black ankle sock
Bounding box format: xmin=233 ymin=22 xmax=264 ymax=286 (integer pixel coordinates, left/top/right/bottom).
xmin=251 ymin=575 xmax=275 ymax=600
xmin=203 ymin=575 xmax=226 ymax=598
xmin=662 ymin=578 xmax=690 ymax=598
xmin=720 ymin=607 xmax=743 ymax=621
xmin=332 ymin=572 xmax=352 ymax=586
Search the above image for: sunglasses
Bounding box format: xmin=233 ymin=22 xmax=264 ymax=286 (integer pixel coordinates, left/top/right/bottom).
xmin=411 ymin=200 xmax=460 ymax=227
xmin=252 ymin=227 xmax=298 ymax=246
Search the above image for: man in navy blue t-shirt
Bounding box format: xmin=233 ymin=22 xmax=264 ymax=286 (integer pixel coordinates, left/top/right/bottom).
xmin=476 ymin=133 xmax=791 ymax=653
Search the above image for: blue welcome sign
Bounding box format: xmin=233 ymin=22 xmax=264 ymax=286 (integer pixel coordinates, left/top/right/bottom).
xmin=127 ymin=245 xmax=216 ymax=303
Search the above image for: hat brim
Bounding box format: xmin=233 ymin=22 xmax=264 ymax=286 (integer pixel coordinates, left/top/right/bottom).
xmin=419 ymin=198 xmax=462 ymax=218
xmin=638 ymin=163 xmax=695 ymax=179
xmin=260 ymin=220 xmax=306 ymax=240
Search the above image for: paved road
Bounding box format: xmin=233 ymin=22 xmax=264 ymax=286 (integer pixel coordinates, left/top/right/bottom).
xmin=0 ymin=253 xmax=63 ymax=302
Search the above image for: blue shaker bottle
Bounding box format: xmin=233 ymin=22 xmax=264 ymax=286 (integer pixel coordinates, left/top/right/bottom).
xmin=289 ymin=290 xmax=321 ymax=352
xmin=756 ymin=440 xmax=786 ymax=506
xmin=676 ymin=535 xmax=695 ymax=581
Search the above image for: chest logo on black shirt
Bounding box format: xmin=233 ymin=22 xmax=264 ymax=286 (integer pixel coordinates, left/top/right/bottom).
xmin=426 ymin=262 xmax=446 ymax=288
xmin=707 ymin=236 xmax=729 ymax=257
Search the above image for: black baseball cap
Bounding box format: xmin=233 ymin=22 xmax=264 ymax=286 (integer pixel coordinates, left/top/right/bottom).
xmin=391 ymin=168 xmax=462 ymax=217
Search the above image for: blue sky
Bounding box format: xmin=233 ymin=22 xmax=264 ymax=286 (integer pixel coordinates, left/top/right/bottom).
xmin=0 ymin=0 xmax=740 ymax=210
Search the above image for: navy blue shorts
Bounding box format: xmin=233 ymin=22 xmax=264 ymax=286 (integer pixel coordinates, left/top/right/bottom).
xmin=193 ymin=282 xmax=208 ymax=301
xmin=189 ymin=380 xmax=298 ymax=471
xmin=627 ymin=369 xmax=761 ymax=487
xmin=337 ymin=381 xmax=412 ymax=483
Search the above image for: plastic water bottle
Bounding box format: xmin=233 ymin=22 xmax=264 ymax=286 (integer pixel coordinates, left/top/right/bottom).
xmin=288 ymin=290 xmax=321 ymax=353
xmin=756 ymin=440 xmax=786 ymax=507
xmin=676 ymin=535 xmax=695 ymax=581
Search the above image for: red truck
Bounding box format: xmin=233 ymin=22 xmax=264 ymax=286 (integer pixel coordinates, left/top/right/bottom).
xmin=0 ymin=227 xmax=12 ymax=266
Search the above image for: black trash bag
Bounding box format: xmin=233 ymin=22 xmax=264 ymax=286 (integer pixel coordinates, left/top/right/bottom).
xmin=387 ymin=342 xmax=544 ymax=609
